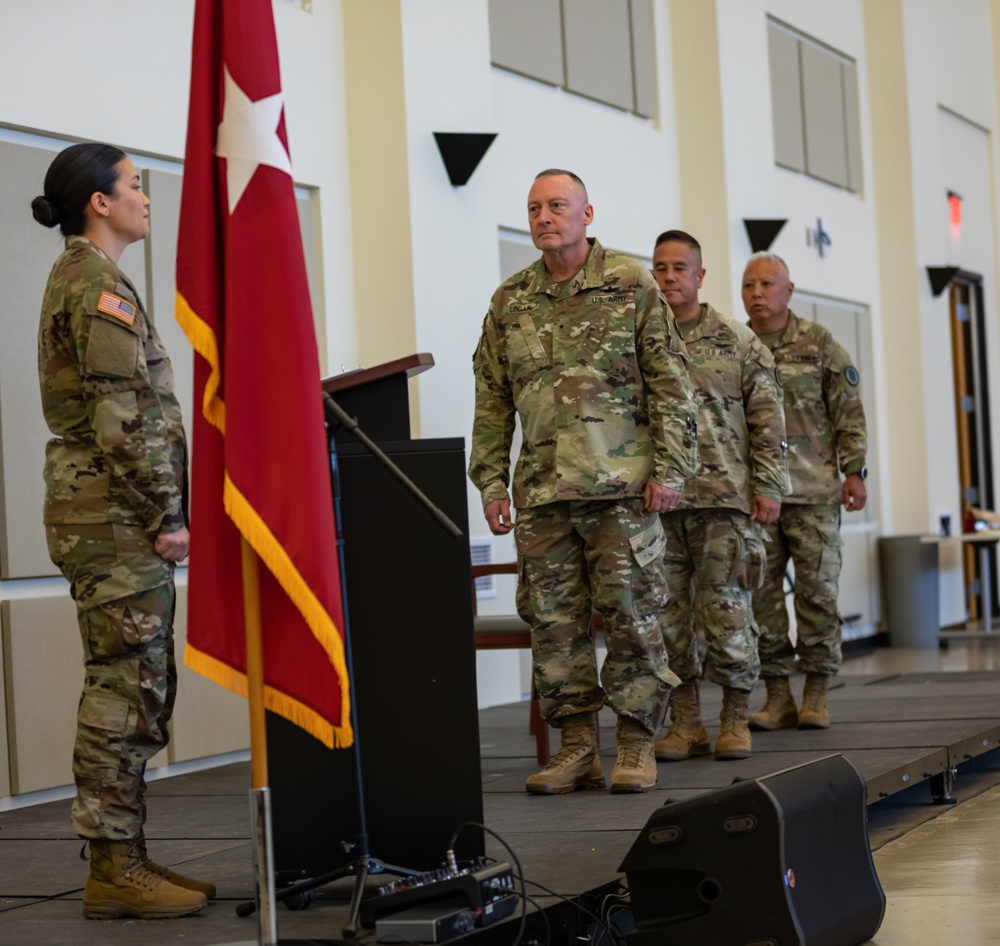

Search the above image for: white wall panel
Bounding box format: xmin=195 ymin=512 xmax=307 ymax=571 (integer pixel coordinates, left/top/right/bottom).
xmin=838 ymin=529 xmax=877 ymax=638
xmin=169 ymin=581 xmax=250 ymax=763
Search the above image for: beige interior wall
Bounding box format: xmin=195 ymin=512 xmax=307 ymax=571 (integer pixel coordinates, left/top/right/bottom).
xmin=667 ymin=0 xmax=732 ymax=306
xmin=341 ymin=1 xmax=417 ymax=372
xmin=863 ymin=0 xmax=928 ymax=533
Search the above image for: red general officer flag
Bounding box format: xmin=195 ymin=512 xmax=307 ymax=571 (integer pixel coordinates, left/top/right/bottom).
xmin=175 ymin=0 xmax=351 ymax=748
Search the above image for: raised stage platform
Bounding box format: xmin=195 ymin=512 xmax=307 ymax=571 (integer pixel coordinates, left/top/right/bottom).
xmin=1 ymin=669 xmax=999 ymax=945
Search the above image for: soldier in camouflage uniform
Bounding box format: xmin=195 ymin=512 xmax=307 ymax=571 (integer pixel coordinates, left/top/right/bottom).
xmin=33 ymin=143 xmax=209 ymax=919
xmin=742 ymin=252 xmax=868 ymax=730
xmin=469 ymin=170 xmax=698 ymax=794
xmin=650 ymin=232 xmax=788 ymax=762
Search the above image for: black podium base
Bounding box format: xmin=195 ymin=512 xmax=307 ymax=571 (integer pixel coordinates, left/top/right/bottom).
xmin=266 ymin=437 xmax=484 ymax=877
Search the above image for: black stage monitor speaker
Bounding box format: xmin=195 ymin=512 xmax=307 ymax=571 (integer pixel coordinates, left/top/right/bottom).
xmin=619 ymin=754 xmax=885 ymax=946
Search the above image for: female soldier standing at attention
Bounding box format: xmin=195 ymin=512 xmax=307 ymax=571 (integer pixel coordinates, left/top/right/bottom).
xmin=32 ymin=143 xmax=210 ymax=919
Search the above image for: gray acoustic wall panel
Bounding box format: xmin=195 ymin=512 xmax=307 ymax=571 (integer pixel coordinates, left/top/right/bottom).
xmin=630 ymin=0 xmax=657 ymax=118
xmin=767 ymin=24 xmax=806 ymax=173
xmin=488 ymin=0 xmax=565 ymax=87
xmin=297 ymin=188 xmax=327 ymax=376
xmin=564 ymin=0 xmax=635 ymax=111
xmin=142 ymin=167 xmax=194 ymax=462
xmin=842 ymin=60 xmax=863 ymax=193
xmin=801 ymin=41 xmax=849 ymax=188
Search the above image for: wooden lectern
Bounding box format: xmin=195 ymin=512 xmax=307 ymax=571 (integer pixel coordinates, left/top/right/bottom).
xmin=266 ymin=354 xmax=484 ymax=876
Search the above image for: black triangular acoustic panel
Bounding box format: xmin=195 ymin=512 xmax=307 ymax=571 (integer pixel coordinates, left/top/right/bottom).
xmin=433 ymin=132 xmax=498 ymax=186
xmin=926 ymin=266 xmax=960 ymax=297
xmin=743 ymin=218 xmax=787 ymax=253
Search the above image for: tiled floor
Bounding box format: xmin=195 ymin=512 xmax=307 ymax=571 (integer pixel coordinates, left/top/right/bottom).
xmin=871 ymin=781 xmax=1000 ymax=946
xmin=847 ymin=636 xmax=1000 ymax=945
xmin=842 ymin=635 xmax=1000 ymax=675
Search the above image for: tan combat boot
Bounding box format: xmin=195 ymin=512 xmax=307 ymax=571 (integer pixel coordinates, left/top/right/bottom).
xmin=610 ymin=716 xmax=657 ymax=793
xmin=715 ymin=687 xmax=752 ymax=760
xmin=748 ymin=677 xmax=799 ymax=731
xmin=82 ymin=839 xmax=208 ymax=919
xmin=798 ymin=673 xmax=831 ymax=729
xmin=654 ymin=681 xmax=711 ymax=761
xmin=525 ymin=712 xmax=605 ymax=794
xmin=136 ymin=831 xmax=217 ymax=899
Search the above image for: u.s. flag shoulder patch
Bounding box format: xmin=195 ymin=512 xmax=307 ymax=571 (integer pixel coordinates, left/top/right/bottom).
xmin=96 ymin=291 xmax=136 ymax=325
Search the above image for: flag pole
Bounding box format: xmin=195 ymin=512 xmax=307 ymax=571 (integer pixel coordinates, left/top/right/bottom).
xmin=242 ymin=537 xmax=278 ymax=946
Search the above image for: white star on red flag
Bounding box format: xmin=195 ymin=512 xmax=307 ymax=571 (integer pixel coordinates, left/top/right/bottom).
xmin=215 ymin=65 xmax=292 ymax=214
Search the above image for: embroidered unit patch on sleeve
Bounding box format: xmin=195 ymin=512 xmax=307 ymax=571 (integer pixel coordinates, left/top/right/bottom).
xmin=97 ymin=291 xmax=136 ymax=325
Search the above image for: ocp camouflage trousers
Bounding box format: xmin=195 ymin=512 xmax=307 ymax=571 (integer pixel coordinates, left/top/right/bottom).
xmin=753 ymin=504 xmax=843 ymax=677
xmin=514 ymin=498 xmax=679 ymax=734
xmin=658 ymin=508 xmax=764 ymax=691
xmin=46 ymin=524 xmax=177 ymax=840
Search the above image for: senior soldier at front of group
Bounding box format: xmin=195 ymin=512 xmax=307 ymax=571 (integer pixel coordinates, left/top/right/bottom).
xmin=469 ymin=169 xmax=698 ymax=795
xmin=650 ymin=231 xmax=788 ymax=762
xmin=742 ymin=252 xmax=868 ymax=730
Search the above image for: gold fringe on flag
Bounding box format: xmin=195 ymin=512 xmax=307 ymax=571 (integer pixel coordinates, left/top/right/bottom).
xmin=224 ymin=474 xmax=353 ymax=746
xmin=176 ymin=291 xmax=353 ymax=749
xmin=175 ymin=291 xmax=226 ymax=434
xmin=183 ymin=644 xmax=352 ymax=749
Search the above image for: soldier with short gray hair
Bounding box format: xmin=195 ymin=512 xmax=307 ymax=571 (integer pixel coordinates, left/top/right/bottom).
xmin=742 ymin=251 xmax=868 ymax=730
xmin=469 ymin=170 xmax=698 ymax=794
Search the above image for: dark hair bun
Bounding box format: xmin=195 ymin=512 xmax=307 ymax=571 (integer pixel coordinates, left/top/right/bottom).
xmin=31 ymin=195 xmax=61 ymax=228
